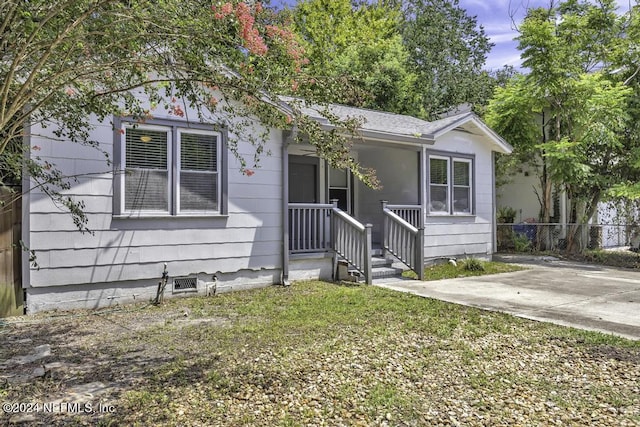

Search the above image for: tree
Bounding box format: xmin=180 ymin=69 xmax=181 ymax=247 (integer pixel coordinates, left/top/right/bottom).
xmin=288 ymin=0 xmax=496 ymax=119
xmin=401 ymin=0 xmax=494 ymax=119
xmin=486 ymin=0 xmax=639 ymax=252
xmin=0 ymin=0 xmax=373 ymax=231
xmin=289 ymin=0 xmax=420 ymax=114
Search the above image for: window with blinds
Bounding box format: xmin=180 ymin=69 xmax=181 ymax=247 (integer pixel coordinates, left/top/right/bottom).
xmin=121 ymin=124 xmax=221 ymax=216
xmin=179 ymin=131 xmax=218 ymax=212
xmin=125 ymin=128 xmax=169 ymax=212
xmin=429 ymin=157 xmax=449 ymax=213
xmin=453 ymin=160 xmax=471 ymax=213
xmin=428 ymin=155 xmax=473 ymax=215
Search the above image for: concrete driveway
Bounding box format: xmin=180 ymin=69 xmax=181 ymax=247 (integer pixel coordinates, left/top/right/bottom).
xmin=377 ymin=256 xmax=640 ymax=340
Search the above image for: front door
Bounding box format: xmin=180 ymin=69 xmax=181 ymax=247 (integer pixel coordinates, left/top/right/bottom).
xmin=288 ymin=155 xmax=319 ymax=203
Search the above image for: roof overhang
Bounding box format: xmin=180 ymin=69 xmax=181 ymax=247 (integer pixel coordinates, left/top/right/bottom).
xmin=431 ymin=113 xmax=513 ymax=154
xmin=315 ymin=122 xmax=435 ymax=147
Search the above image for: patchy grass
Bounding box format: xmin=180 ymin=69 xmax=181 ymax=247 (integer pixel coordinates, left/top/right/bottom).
xmin=1 ymin=282 xmax=638 ymax=426
xmin=578 ymin=249 xmax=640 ymax=269
xmin=403 ymin=259 xmax=525 ymax=280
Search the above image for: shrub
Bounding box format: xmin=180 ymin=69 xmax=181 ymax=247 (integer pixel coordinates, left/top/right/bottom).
xmin=513 ymin=233 xmax=532 ymax=252
xmin=463 ymin=258 xmax=485 ymax=271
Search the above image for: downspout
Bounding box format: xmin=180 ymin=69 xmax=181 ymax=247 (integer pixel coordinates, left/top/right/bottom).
xmin=492 ymin=151 xmax=497 ymax=258
xmin=281 ymin=129 xmax=295 ymax=286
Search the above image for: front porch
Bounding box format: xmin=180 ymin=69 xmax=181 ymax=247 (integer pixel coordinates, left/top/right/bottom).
xmin=285 ymin=200 xmax=425 ymax=284
xmin=282 ymin=133 xmax=428 ymax=284
xmin=279 ymin=106 xmax=512 ymax=285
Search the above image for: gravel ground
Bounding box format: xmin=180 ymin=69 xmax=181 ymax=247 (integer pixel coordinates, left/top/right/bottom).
xmin=1 ymin=281 xmax=639 ymax=426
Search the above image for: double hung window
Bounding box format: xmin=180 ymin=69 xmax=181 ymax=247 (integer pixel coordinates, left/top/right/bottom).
xmin=116 ymin=120 xmax=224 ymax=216
xmin=428 ymin=155 xmax=473 ymax=215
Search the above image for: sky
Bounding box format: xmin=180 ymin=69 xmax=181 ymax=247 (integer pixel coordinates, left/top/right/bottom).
xmin=458 ymin=0 xmax=635 ymax=70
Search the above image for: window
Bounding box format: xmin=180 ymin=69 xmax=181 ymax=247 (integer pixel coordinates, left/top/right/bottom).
xmin=115 ymin=119 xmax=226 ymax=216
xmin=428 ymin=155 xmax=473 ymax=215
xmin=328 ymin=166 xmax=351 ymax=213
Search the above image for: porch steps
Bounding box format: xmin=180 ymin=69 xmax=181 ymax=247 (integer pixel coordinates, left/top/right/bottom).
xmin=347 ymin=254 xmax=406 ymax=282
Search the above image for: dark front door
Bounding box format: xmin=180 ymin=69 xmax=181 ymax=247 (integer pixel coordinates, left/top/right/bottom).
xmin=289 ymin=155 xmax=319 ymax=203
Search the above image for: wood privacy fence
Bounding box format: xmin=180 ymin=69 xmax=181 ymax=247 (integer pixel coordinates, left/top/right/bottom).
xmin=1 ymin=187 xmax=23 ymax=317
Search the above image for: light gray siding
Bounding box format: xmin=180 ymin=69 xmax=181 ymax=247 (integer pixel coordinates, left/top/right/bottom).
xmin=423 ymin=131 xmax=496 ymax=260
xmin=26 ymin=104 xmax=284 ymax=312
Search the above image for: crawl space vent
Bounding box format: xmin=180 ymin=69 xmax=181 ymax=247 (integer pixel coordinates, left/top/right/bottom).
xmin=173 ymin=276 xmax=197 ymax=293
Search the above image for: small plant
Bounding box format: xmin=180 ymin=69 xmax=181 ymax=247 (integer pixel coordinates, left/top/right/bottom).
xmin=463 ymin=258 xmax=485 ymax=271
xmin=497 ymin=206 xmax=517 ymax=223
xmin=513 ymin=233 xmax=532 ymax=252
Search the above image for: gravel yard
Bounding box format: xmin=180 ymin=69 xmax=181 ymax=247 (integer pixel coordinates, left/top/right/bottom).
xmin=1 ymin=281 xmax=639 ymax=426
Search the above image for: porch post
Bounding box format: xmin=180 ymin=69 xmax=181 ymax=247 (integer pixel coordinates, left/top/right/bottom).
xmin=364 ymin=223 xmax=373 ymax=285
xmin=417 ymin=227 xmax=425 ymax=281
xmin=330 ymin=198 xmax=338 ymax=281
xmin=380 ymin=200 xmax=388 ymax=258
xmin=282 ymin=133 xmax=291 ymax=286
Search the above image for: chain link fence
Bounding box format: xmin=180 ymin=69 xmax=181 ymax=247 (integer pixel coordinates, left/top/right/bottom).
xmin=497 ymin=223 xmax=640 ymax=253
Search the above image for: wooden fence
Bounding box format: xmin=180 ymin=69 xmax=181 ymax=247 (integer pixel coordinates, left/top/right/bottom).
xmin=1 ymin=187 xmax=23 ymax=317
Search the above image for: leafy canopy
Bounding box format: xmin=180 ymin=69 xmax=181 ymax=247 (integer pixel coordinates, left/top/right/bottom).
xmin=0 ymin=0 xmax=376 ymax=230
xmin=486 ymin=0 xmax=640 ymax=251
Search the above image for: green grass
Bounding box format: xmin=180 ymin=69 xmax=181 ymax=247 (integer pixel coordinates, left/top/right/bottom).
xmin=403 ymin=259 xmax=525 ymax=280
xmin=1 ymin=281 xmax=638 ymax=426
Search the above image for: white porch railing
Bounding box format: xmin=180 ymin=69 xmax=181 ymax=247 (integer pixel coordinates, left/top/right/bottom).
xmin=288 ymin=203 xmax=333 ymax=253
xmin=382 ymin=201 xmax=424 ymax=280
xmin=331 ymin=203 xmax=372 ymax=284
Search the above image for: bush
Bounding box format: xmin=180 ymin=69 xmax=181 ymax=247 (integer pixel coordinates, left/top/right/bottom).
xmin=513 ymin=233 xmax=532 ymax=252
xmin=463 ymin=258 xmax=485 ymax=272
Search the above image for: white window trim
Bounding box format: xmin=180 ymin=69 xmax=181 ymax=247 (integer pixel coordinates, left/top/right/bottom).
xmin=176 ymin=128 xmax=221 ymax=215
xmin=121 ymin=123 xmax=173 ymax=215
xmin=452 ymin=158 xmax=473 ymax=215
xmin=427 ymin=153 xmax=475 ymax=216
xmin=113 ymin=117 xmax=227 ymax=218
xmin=428 ymin=155 xmax=450 ymax=215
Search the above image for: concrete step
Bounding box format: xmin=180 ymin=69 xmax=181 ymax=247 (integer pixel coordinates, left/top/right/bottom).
xmin=371 ymin=256 xmax=393 ymax=267
xmin=345 ymin=256 xmax=405 ymax=282
xmin=371 ymin=266 xmax=405 ymax=279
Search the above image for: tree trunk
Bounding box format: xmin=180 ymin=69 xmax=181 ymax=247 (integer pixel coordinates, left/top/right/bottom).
xmin=565 ymin=190 xmax=601 ymax=254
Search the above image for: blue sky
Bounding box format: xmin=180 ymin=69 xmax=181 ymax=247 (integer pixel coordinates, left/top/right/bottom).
xmin=458 ymin=0 xmax=634 ymax=70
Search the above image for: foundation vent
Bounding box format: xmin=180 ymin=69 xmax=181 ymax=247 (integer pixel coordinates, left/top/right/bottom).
xmin=173 ymin=276 xmax=198 ymax=293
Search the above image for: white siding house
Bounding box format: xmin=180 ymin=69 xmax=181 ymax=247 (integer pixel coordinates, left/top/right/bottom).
xmin=21 ymin=98 xmax=511 ymax=313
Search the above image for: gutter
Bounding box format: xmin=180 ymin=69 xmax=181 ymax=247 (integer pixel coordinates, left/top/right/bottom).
xmin=315 ymin=123 xmax=436 ymax=147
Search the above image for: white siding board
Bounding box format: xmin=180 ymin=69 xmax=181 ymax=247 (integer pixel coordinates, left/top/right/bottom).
xmin=227 ymin=169 xmax=281 ymax=185
xmin=425 ymin=232 xmax=492 ymax=247
xmin=30 ymin=253 xmax=282 ymax=287
xmin=227 ymin=154 xmax=282 ymax=170
xmin=29 ymin=211 xmax=283 ymax=232
xmin=424 ymin=222 xmax=492 ymax=236
xmin=229 ymin=197 xmax=281 ymax=214
xmin=227 ymin=183 xmax=281 ymax=199
xmin=31 ymin=195 xmax=113 ymax=214
xmin=30 ymin=226 xmax=282 ymax=250
xmin=424 ymin=243 xmax=489 ymax=259
xmin=39 ymin=240 xmax=281 ymax=269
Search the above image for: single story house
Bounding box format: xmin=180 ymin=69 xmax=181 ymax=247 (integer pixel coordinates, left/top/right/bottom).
xmin=19 ymin=95 xmax=512 ymax=314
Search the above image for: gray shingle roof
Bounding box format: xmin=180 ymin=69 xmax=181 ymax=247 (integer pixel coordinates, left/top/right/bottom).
xmin=278 ymin=97 xmax=511 ymax=153
xmin=282 ymin=97 xmax=472 ymax=139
